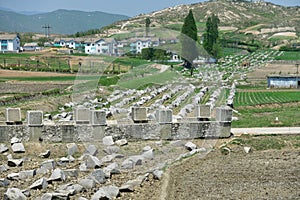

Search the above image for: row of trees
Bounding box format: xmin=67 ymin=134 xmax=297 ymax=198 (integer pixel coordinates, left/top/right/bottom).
xmin=180 ymin=10 xmax=221 ymax=75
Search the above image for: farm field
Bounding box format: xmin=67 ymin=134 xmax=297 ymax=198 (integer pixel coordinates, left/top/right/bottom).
xmin=232 ymin=87 xmax=300 ymax=128
xmin=234 ymin=90 xmax=300 ymax=107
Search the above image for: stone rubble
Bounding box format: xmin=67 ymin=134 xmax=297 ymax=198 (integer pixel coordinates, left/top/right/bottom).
xmin=1 ymin=133 xmax=212 ymax=199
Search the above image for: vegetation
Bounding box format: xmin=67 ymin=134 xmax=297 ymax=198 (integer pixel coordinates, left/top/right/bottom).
xmin=275 ymin=51 xmax=300 ymax=61
xmin=180 ymin=10 xmax=198 ymax=75
xmin=233 ymin=87 xmax=300 ymax=128
xmin=230 ymin=135 xmax=297 ymax=150
xmin=234 ymin=90 xmax=300 ymax=107
xmin=0 ymin=9 xmax=129 ymax=34
xmin=203 ymin=14 xmax=221 ymax=59
xmin=118 ymin=70 xmax=179 ymax=89
xmin=141 ymin=48 xmax=169 ymax=61
xmin=145 ymin=18 xmax=151 ymax=37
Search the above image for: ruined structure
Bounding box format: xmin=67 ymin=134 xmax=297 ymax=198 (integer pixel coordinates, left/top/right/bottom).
xmin=0 ymin=106 xmax=233 ymax=143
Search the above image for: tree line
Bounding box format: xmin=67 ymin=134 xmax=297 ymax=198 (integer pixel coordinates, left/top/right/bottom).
xmin=180 ymin=10 xmax=221 ymax=75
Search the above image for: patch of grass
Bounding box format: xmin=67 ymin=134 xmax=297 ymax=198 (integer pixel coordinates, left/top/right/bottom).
xmin=232 ymin=104 xmax=300 ymax=128
xmin=236 ymin=135 xmax=288 ymax=150
xmin=98 ymin=76 xmax=120 ymax=86
xmin=247 ymin=137 xmax=286 ymax=150
xmin=275 ymin=51 xmax=300 ymax=61
xmin=118 ymin=70 xmax=179 ymax=89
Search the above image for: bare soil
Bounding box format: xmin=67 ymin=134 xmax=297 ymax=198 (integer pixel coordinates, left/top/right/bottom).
xmin=247 ymin=63 xmax=297 ymax=82
xmin=0 ymin=69 xmax=74 ymax=78
xmin=136 ymin=136 xmax=300 ymax=200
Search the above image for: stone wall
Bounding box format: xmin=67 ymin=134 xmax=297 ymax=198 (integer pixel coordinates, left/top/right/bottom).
xmin=0 ymin=106 xmax=233 ymax=142
xmin=0 ymin=121 xmax=232 ymax=143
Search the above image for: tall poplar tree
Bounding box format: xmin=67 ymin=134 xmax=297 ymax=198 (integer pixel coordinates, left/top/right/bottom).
xmin=145 ymin=18 xmax=151 ymax=37
xmin=180 ymin=10 xmax=198 ymax=75
xmin=203 ymin=14 xmax=220 ymax=59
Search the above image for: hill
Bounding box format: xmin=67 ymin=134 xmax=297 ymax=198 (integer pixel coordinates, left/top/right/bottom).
xmin=104 ymin=0 xmax=300 ymax=49
xmin=0 ymin=9 xmax=129 ymax=34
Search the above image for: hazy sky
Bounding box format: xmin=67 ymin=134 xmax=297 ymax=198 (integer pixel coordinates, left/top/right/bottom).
xmin=0 ymin=0 xmax=299 ymax=16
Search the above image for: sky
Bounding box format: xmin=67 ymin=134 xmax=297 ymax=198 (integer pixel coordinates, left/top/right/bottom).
xmin=0 ymin=0 xmax=299 ymax=17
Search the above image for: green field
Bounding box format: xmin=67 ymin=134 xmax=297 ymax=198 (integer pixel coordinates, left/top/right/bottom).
xmin=118 ymin=70 xmax=179 ymax=89
xmin=275 ymin=51 xmax=300 ymax=61
xmin=232 ymin=105 xmax=300 ymax=128
xmin=233 ymin=89 xmax=300 ymax=128
xmin=234 ymin=90 xmax=300 ymax=107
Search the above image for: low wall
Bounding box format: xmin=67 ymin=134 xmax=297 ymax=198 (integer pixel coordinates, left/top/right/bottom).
xmin=0 ymin=121 xmax=232 ymax=143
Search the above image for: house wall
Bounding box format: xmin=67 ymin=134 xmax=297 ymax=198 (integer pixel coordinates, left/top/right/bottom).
xmin=268 ymin=77 xmax=298 ymax=88
xmin=1 ymin=37 xmax=20 ymax=52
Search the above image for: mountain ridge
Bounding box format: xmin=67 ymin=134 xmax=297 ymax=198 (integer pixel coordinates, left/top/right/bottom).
xmin=0 ymin=9 xmax=129 ymax=34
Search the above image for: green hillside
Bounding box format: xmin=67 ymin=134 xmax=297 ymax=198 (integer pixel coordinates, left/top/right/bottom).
xmin=0 ymin=9 xmax=129 ymax=34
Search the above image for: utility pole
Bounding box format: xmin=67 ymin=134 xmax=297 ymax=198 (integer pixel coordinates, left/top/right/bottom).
xmin=42 ymin=24 xmax=52 ymax=38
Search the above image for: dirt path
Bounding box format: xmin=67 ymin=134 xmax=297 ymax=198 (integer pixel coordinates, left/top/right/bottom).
xmin=232 ymin=127 xmax=300 ymax=136
xmin=0 ymin=69 xmax=74 ymax=77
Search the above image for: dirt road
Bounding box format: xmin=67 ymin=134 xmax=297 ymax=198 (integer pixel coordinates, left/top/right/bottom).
xmin=232 ymin=127 xmax=300 ymax=136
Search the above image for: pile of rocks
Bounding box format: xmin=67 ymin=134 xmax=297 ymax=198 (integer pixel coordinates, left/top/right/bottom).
xmin=1 ymin=136 xmax=209 ymax=199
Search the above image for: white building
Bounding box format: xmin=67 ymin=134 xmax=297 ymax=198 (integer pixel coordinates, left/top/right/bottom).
xmin=0 ymin=34 xmax=20 ymax=53
xmin=130 ymin=38 xmax=160 ymax=54
xmin=23 ymin=42 xmax=40 ymax=51
xmin=85 ymin=38 xmax=118 ymax=55
xmin=53 ymin=38 xmax=83 ymax=49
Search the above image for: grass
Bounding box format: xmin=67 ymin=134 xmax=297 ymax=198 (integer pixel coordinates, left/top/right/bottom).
xmin=222 ymin=47 xmax=243 ymax=57
xmin=275 ymin=51 xmax=300 ymax=61
xmin=231 ymin=135 xmax=287 ymax=150
xmin=118 ymin=70 xmax=179 ymax=89
xmin=232 ymin=104 xmax=300 ymax=128
xmin=234 ymin=90 xmax=300 ymax=107
xmin=233 ymin=85 xmax=300 ymax=128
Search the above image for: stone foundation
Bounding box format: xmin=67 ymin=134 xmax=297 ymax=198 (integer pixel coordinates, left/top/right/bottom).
xmin=0 ymin=106 xmax=233 ymax=142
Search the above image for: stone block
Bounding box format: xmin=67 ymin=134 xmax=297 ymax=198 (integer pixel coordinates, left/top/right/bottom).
xmin=6 ymin=108 xmax=21 ymax=124
xmin=160 ymin=124 xmax=172 ymax=140
xmin=204 ymin=122 xmax=231 ymax=138
xmin=156 ymin=109 xmax=173 ymax=124
xmin=74 ymin=108 xmax=90 ymax=124
xmin=90 ymin=110 xmax=106 ymax=125
xmin=215 ymin=107 xmax=233 ymax=122
xmin=61 ymin=125 xmax=75 ymax=142
xmin=92 ymin=126 xmax=105 ymax=141
xmin=195 ymin=105 xmax=211 ymax=119
xmin=131 ymin=107 xmax=147 ymax=122
xmin=0 ymin=127 xmax=8 ymax=142
xmin=27 ymin=110 xmax=43 ymax=126
xmin=29 ymin=127 xmax=42 ymax=142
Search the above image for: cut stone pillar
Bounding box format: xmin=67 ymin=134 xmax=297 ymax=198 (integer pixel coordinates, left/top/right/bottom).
xmin=195 ymin=105 xmax=211 ymax=120
xmin=74 ymin=108 xmax=90 ymax=124
xmin=156 ymin=109 xmax=172 ymax=124
xmin=215 ymin=106 xmax=232 ymax=122
xmin=90 ymin=110 xmax=106 ymax=125
xmin=131 ymin=107 xmax=147 ymax=123
xmin=27 ymin=111 xmax=43 ymax=126
xmin=6 ymin=108 xmax=22 ymax=125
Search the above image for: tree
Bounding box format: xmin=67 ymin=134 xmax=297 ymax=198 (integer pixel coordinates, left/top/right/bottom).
xmin=145 ymin=18 xmax=151 ymax=37
xmin=203 ymin=14 xmax=221 ymax=59
xmin=180 ymin=10 xmax=198 ymax=75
